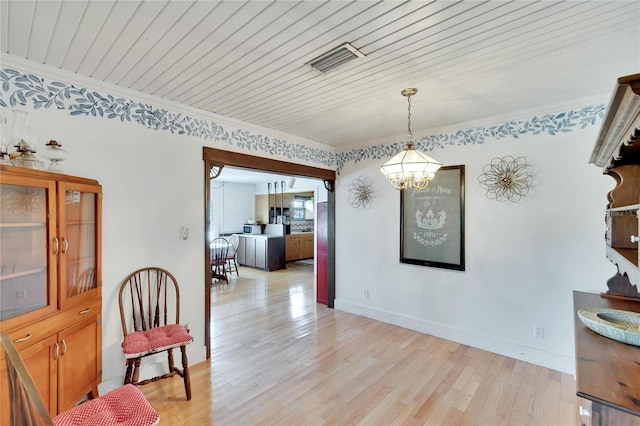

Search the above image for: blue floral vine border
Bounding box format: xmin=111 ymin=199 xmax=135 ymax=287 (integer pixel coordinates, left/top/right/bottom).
xmin=0 ymin=67 xmax=606 ymax=174
xmin=335 ymin=103 xmax=606 ymax=173
xmin=0 ymin=67 xmax=335 ymax=167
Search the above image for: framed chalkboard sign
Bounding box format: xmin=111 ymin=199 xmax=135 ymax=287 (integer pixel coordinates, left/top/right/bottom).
xmin=400 ymin=165 xmax=465 ymax=271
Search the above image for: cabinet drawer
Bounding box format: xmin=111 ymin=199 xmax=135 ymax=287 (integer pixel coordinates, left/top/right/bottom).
xmin=5 ymin=321 xmax=58 ymax=352
xmin=59 ymin=299 xmax=101 ymax=325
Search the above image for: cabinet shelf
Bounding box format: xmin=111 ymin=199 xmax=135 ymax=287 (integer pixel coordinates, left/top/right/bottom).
xmin=607 ymin=204 xmax=640 ymax=213
xmin=0 ymin=222 xmax=46 ymax=228
xmin=65 ymin=257 xmax=96 ymax=267
xmin=0 ymin=267 xmax=46 ymax=280
xmin=65 ymin=221 xmax=96 ymax=226
xmin=616 ymin=248 xmax=639 ymax=266
xmin=607 ymin=246 xmax=639 ymax=268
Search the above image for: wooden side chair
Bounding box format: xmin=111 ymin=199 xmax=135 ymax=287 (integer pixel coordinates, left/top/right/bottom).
xmin=226 ymin=234 xmax=240 ymax=277
xmin=69 ymin=266 xmax=96 ymax=297
xmin=1 ymin=334 xmax=159 ymax=426
xmin=118 ymin=267 xmax=193 ymax=400
xmin=210 ymin=237 xmax=229 ymax=284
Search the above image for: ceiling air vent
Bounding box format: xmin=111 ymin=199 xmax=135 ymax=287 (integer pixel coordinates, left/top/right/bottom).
xmin=307 ymin=42 xmax=365 ymax=74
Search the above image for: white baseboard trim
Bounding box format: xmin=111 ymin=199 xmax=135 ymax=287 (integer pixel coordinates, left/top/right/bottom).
xmin=334 ymin=299 xmax=575 ymax=376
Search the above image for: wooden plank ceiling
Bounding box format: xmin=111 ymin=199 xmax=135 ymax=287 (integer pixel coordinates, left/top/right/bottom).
xmin=1 ymin=0 xmax=638 ymax=148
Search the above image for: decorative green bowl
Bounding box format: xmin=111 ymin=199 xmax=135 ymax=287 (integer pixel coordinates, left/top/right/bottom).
xmin=577 ymin=308 xmax=640 ymax=347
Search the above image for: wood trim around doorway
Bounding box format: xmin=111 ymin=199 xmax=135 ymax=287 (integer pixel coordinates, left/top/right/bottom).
xmin=203 ymin=147 xmax=336 ymax=359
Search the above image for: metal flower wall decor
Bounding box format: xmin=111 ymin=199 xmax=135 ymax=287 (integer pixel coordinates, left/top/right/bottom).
xmin=478 ymin=156 xmax=533 ymax=202
xmin=348 ymin=176 xmax=376 ymax=209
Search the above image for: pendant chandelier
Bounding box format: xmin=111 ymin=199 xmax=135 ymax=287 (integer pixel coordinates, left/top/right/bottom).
xmin=380 ymin=88 xmax=442 ymax=190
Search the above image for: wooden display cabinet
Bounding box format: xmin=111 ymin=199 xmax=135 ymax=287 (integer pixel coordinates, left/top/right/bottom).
xmin=0 ymin=164 xmax=102 ymax=421
xmin=577 ymin=73 xmax=640 ymax=425
xmin=590 ymin=73 xmax=640 ymax=299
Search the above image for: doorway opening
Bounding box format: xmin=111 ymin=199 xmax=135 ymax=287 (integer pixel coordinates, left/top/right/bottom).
xmin=203 ymin=147 xmax=336 ymax=359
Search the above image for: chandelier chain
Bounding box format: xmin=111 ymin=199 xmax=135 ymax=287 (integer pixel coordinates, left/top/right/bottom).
xmin=407 ymin=94 xmax=413 ymax=142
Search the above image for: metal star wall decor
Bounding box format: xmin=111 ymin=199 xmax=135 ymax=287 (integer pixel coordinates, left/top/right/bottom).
xmin=478 ymin=156 xmax=533 ymax=202
xmin=348 ymin=176 xmax=376 ymax=209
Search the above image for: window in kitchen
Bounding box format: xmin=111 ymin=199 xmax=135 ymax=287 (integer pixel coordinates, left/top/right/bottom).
xmin=292 ymin=196 xmax=314 ymax=220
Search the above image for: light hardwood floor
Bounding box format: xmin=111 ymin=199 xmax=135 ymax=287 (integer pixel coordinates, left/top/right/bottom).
xmin=140 ymin=263 xmax=577 ymax=425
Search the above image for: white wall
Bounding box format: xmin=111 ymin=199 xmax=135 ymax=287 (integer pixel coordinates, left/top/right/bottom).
xmin=211 ymin=182 xmax=256 ymax=236
xmin=23 ymin=107 xmax=208 ymax=390
xmin=1 ymin=57 xmax=335 ymax=393
xmin=334 ymin=113 xmax=615 ymax=374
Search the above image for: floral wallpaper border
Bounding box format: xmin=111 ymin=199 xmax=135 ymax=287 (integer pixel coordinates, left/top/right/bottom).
xmin=0 ymin=67 xmax=335 ymax=167
xmin=335 ymin=103 xmax=605 ymax=173
xmin=0 ymin=66 xmax=606 ymax=174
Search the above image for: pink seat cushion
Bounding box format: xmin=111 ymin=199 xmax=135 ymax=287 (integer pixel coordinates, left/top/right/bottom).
xmin=122 ymin=324 xmax=193 ymax=358
xmin=53 ymin=384 xmax=159 ymax=426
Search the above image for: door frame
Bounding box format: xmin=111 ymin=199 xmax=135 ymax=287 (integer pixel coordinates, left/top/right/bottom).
xmin=203 ymin=147 xmax=336 ymax=359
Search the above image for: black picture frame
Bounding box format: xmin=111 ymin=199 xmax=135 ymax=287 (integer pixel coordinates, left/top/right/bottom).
xmin=400 ymin=165 xmax=465 ymax=271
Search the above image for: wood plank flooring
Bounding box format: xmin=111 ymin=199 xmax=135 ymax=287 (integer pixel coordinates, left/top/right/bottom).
xmin=140 ymin=264 xmax=577 ymax=425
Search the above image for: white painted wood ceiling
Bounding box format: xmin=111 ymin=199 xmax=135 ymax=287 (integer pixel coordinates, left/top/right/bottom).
xmin=1 ymin=1 xmax=639 ymax=148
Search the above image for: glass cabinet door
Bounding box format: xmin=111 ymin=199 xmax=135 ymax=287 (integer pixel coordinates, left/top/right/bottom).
xmin=0 ymin=176 xmax=57 ymax=323
xmin=58 ymin=182 xmax=101 ymax=307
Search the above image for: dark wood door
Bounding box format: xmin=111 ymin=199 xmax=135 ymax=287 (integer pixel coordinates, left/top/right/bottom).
xmin=316 ymin=202 xmax=328 ymax=305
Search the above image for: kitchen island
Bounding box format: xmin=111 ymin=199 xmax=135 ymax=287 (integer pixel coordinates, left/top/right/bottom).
xmin=237 ymin=235 xmax=285 ymax=271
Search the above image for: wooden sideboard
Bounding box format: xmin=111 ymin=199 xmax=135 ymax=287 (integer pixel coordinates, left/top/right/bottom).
xmin=573 ymin=292 xmax=640 ymax=425
xmin=0 ymin=165 xmax=102 ymax=422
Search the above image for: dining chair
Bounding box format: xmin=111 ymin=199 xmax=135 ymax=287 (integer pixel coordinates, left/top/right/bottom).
xmin=69 ymin=266 xmax=96 ymax=297
xmin=118 ymin=267 xmax=193 ymax=400
xmin=226 ymin=234 xmax=240 ymax=277
xmin=210 ymin=237 xmax=230 ymax=284
xmin=1 ymin=334 xmax=159 ymax=426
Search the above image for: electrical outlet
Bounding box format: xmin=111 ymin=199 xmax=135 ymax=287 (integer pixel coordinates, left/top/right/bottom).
xmin=364 ymin=289 xmax=369 ymax=299
xmin=179 ymin=226 xmax=189 ymax=240
xmin=15 ymin=290 xmax=27 ymax=300
xmin=533 ymin=324 xmax=544 ymax=338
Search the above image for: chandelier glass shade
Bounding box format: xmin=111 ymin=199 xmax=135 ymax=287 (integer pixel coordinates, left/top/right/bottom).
xmin=380 ymin=88 xmax=441 ymax=190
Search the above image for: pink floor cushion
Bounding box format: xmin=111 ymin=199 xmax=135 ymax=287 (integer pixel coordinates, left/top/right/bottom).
xmin=53 ymin=384 xmax=159 ymax=426
xmin=122 ymin=324 xmax=193 ymax=358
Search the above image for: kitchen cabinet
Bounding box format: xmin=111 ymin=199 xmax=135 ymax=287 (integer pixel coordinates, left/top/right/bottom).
xmin=286 ymin=233 xmax=314 ymax=261
xmin=238 ymin=235 xmax=285 ymax=271
xmin=300 ymin=234 xmax=314 ymax=259
xmin=257 ymin=191 xmax=314 ymax=224
xmin=0 ymin=164 xmax=102 ymax=420
xmin=255 ymin=194 xmax=269 ymax=224
xmin=286 ymin=234 xmax=300 ymax=261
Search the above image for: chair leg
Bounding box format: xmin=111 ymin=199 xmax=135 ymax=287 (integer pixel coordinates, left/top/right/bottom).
xmin=87 ymin=387 xmax=99 ymax=399
xmin=124 ymin=360 xmax=135 ymax=385
xmin=131 ymin=358 xmax=141 ymax=385
xmin=180 ymin=345 xmax=191 ymax=400
xmin=167 ymin=348 xmax=175 ymax=372
xmin=233 ymin=258 xmax=239 ymax=277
